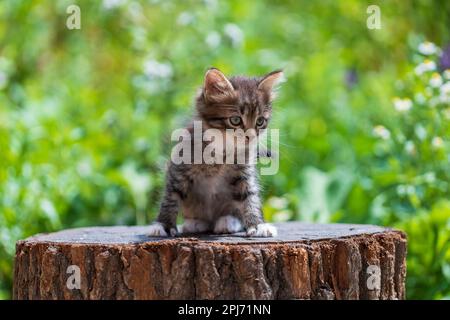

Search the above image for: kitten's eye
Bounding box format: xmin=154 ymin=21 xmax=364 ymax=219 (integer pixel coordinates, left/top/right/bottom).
xmin=229 ymin=116 xmax=242 ymax=126
xmin=256 ymin=117 xmax=266 ymax=127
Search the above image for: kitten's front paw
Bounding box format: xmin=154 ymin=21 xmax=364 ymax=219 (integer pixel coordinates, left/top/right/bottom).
xmin=214 ymin=215 xmax=243 ymax=234
xmin=147 ymin=222 xmax=177 ymax=237
xmin=246 ymin=223 xmax=278 ymax=237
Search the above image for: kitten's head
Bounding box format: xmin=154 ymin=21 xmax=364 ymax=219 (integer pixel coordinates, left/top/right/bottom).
xmin=195 ymin=68 xmax=284 ymax=137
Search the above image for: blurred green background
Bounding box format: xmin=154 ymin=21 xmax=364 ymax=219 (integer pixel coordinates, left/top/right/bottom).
xmin=1 ymin=0 xmax=449 ymax=299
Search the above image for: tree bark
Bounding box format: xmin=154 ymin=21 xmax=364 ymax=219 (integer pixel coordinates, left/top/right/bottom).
xmin=13 ymin=222 xmax=407 ymax=300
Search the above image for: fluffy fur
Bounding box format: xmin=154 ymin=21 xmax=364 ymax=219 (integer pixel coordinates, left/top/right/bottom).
xmin=148 ymin=68 xmax=283 ymax=237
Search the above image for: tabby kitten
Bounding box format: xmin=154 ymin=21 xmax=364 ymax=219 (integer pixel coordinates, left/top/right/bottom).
xmin=147 ymin=68 xmax=284 ymax=237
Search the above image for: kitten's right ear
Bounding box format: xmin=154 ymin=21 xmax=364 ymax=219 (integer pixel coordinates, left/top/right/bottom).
xmin=204 ymin=68 xmax=235 ymax=102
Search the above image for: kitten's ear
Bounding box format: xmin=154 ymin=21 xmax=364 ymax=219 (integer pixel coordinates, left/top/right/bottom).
xmin=258 ymin=70 xmax=285 ymax=99
xmin=204 ymin=68 xmax=235 ymax=102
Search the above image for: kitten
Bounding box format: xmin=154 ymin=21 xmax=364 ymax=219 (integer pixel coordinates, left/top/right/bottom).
xmin=147 ymin=68 xmax=284 ymax=237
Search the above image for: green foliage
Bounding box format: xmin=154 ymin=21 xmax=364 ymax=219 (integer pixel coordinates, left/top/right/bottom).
xmin=397 ymin=201 xmax=450 ymax=299
xmin=364 ymin=49 xmax=449 ymax=226
xmin=0 ymin=0 xmax=449 ymax=299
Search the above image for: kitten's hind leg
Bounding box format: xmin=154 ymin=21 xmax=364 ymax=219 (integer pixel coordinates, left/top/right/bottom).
xmin=149 ymin=194 xmax=179 ymax=237
xmin=148 ymin=180 xmax=183 ymax=237
xmin=147 ymin=195 xmax=179 ymax=237
xmin=213 ymin=215 xmax=243 ymax=234
xmin=181 ymin=219 xmax=210 ymax=234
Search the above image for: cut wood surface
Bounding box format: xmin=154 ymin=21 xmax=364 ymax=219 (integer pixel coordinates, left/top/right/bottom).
xmin=13 ymin=222 xmax=407 ymax=300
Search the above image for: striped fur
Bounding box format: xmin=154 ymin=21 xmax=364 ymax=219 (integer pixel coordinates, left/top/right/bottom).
xmin=152 ymin=68 xmax=283 ymax=236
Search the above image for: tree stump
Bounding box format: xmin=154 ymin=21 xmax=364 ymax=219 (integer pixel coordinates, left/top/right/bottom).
xmin=13 ymin=222 xmax=407 ymax=300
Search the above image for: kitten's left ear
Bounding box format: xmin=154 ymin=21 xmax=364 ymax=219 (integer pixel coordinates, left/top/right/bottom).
xmin=258 ymin=70 xmax=285 ymax=99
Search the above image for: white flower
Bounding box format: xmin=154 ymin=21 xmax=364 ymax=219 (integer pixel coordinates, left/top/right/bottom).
xmin=138 ymin=59 xmax=173 ymax=93
xmin=414 ymin=124 xmax=427 ymax=140
xmin=424 ymin=172 xmax=436 ymax=183
xmin=77 ymin=159 xmax=92 ymax=177
xmin=223 ymin=23 xmax=244 ymax=47
xmin=414 ymin=92 xmax=426 ymax=105
xmin=439 ymin=82 xmax=450 ymax=104
xmin=177 ymin=12 xmax=194 ymax=26
xmin=372 ymin=125 xmax=391 ymax=140
xmin=418 ymin=41 xmax=439 ymax=55
xmin=429 ymin=73 xmax=443 ymax=88
xmin=393 ymin=97 xmax=412 ymax=112
xmin=205 ymin=31 xmax=221 ymax=49
xmin=414 ymin=59 xmax=436 ymax=75
xmin=440 ymin=81 xmax=450 ymax=94
xmin=444 ymin=69 xmax=450 ymax=80
xmin=432 ymin=136 xmax=444 ymax=149
xmin=143 ymin=59 xmax=173 ymax=80
xmin=404 ymin=140 xmax=415 ymax=155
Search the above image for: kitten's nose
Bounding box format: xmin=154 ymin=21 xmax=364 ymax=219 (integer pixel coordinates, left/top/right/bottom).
xmin=246 ymin=130 xmax=257 ymax=141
